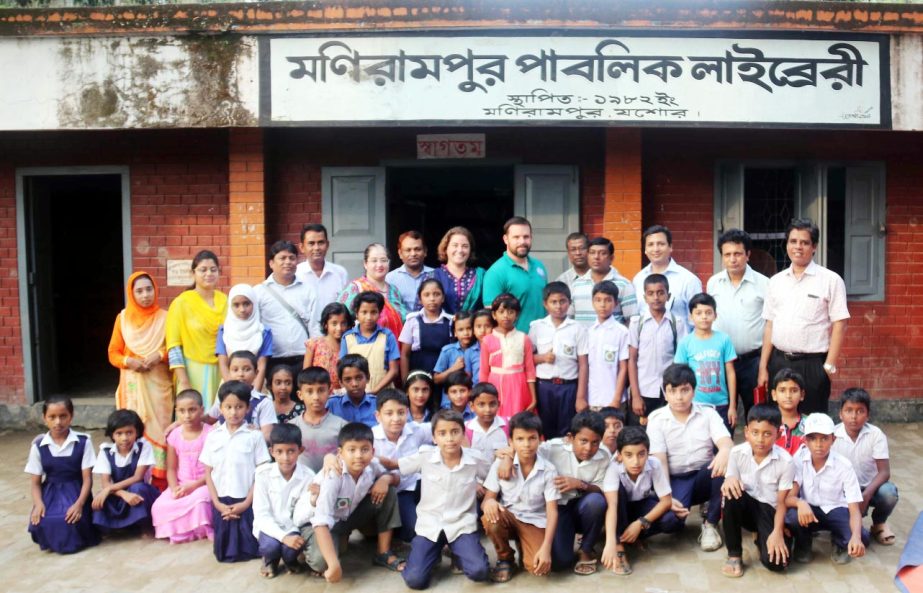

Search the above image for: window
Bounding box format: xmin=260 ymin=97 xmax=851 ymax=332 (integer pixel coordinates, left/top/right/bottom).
xmin=715 ymin=161 xmax=885 ymax=300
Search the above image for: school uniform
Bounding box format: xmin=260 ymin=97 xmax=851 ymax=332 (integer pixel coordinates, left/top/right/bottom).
xmin=627 ymin=311 xmax=687 ymax=423
xmin=199 ymin=423 xmax=272 ymax=562
xmin=24 ymin=430 xmax=100 ymax=554
xmin=252 ymin=462 xmax=315 ymax=570
xmin=92 ymin=439 xmax=160 ymax=531
xmin=603 ymin=455 xmax=681 ymax=538
xmin=326 ymin=393 xmax=379 ymax=427
xmin=400 ymin=310 xmax=453 ymax=375
xmin=785 ymin=448 xmax=870 ymax=553
xmin=294 ymin=457 xmax=401 ymax=573
xmin=208 ymin=390 xmax=278 ymax=429
xmin=723 ymin=443 xmax=794 ymax=571
xmin=832 ymin=422 xmax=899 ymax=525
xmin=465 ymin=416 xmax=509 ymax=460
xmin=646 ymin=404 xmax=730 ymax=526
xmin=528 ymin=316 xmax=589 ymax=439
xmin=538 ymin=438 xmax=609 ymax=570
xmin=434 ymin=341 xmax=480 ymax=407
xmin=587 ymin=316 xmax=630 ymax=409
xmin=399 ymin=446 xmax=493 ymax=589
xmin=373 ymin=423 xmax=432 ymax=542
xmin=440 ymin=401 xmax=476 ymax=423
xmin=481 ymin=455 xmax=561 ymax=573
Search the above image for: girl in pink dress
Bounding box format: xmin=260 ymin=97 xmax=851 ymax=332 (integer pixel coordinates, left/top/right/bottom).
xmin=479 ymin=293 xmax=537 ymax=419
xmin=151 ymin=389 xmax=214 ymax=543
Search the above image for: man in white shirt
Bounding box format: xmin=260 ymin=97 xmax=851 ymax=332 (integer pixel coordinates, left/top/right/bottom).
xmin=632 ymin=225 xmax=702 ymax=331
xmin=257 ymin=240 xmax=322 ymax=370
xmin=296 ymin=224 xmax=348 ymax=326
xmin=707 ymin=229 xmax=769 ymax=419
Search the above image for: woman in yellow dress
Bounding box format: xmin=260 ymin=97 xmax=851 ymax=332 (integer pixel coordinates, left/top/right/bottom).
xmin=107 ymin=271 xmax=173 ymax=487
xmin=165 ymin=250 xmax=227 ymax=410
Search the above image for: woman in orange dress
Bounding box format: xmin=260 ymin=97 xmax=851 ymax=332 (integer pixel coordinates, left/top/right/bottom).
xmin=107 ymin=271 xmax=173 ymax=488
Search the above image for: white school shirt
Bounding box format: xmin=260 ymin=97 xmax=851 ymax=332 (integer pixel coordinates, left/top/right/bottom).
xmin=707 ymin=265 xmax=769 ymax=355
xmin=255 ymin=274 xmax=322 ymax=357
xmin=792 ymin=447 xmax=863 ymax=513
xmin=726 ymin=442 xmax=794 ymax=508
xmin=646 ymin=404 xmax=730 ymax=475
xmin=587 ymin=316 xmax=630 ymax=407
xmin=466 ymin=416 xmax=509 ymax=460
xmin=296 ymin=260 xmax=349 ymax=325
xmin=628 ymin=311 xmax=688 ymax=399
xmin=483 ymin=454 xmax=560 ymax=528
xmin=528 ymin=316 xmax=588 ymax=380
xmin=208 ymin=391 xmax=278 ymax=428
xmin=373 ymin=423 xmax=431 ymax=491
xmin=252 ymin=462 xmax=315 ymax=541
xmin=296 ymin=458 xmax=391 ymax=529
xmin=199 ymin=423 xmax=271 ymax=499
xmin=398 ymin=310 xmax=454 ymax=351
xmin=398 ymin=446 xmax=492 ymax=542
xmin=832 ymin=422 xmax=889 ymax=488
xmin=93 ymin=440 xmax=155 ymax=479
xmin=538 ymin=438 xmax=610 ymax=503
xmin=603 ymin=456 xmax=672 ymax=502
xmin=632 ymin=259 xmax=702 ymax=330
xmin=24 ymin=430 xmax=95 ymax=475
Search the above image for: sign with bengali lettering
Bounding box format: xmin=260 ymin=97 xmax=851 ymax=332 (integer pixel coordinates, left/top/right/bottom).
xmin=262 ymin=33 xmax=889 ymax=128
xmin=417 ymin=134 xmax=486 ymax=159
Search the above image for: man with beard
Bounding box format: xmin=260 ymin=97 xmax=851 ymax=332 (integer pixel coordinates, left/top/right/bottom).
xmin=483 ymin=217 xmax=548 ymax=332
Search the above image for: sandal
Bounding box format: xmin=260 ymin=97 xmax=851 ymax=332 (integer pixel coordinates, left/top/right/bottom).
xmin=872 ymin=524 xmax=896 ymax=546
xmin=491 ymin=560 xmax=514 ymax=583
xmin=574 ymin=559 xmax=597 ymax=575
xmin=613 ymin=551 xmax=632 ymax=576
xmin=722 ymin=557 xmax=744 ymax=578
xmin=373 ymin=551 xmax=406 ymax=572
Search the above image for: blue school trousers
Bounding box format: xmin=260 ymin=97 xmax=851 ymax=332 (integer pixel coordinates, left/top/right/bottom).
xmin=670 ymin=466 xmax=723 ymax=526
xmin=536 ymin=379 xmax=577 ymax=440
xmin=402 ymin=531 xmax=489 ymax=590
xmin=785 ymin=504 xmax=870 ymax=552
xmin=258 ymin=532 xmax=300 ymax=567
xmin=616 ymin=486 xmax=682 ymax=538
xmin=551 ymin=492 xmax=607 ymax=570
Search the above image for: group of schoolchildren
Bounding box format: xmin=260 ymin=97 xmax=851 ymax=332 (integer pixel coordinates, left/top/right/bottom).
xmin=25 ymin=269 xmax=900 ymax=585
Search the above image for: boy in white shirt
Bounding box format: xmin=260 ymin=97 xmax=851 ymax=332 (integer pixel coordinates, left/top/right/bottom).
xmin=832 ymin=388 xmax=898 ymax=546
xmin=720 ymin=405 xmax=793 ymax=578
xmin=205 ymin=350 xmax=277 ymax=442
xmin=646 ymin=363 xmax=732 ymax=552
xmin=529 ymin=282 xmax=589 ymax=439
xmin=587 ymin=281 xmax=630 ymax=411
xmin=785 ymin=413 xmax=869 ymax=565
xmin=482 ymin=412 xmax=560 ymax=582
xmin=294 ymin=422 xmax=403 ymax=582
xmin=601 ymin=426 xmax=679 ymax=576
xmin=253 ymin=424 xmax=315 ymax=578
xmin=400 ymin=409 xmax=493 ymax=589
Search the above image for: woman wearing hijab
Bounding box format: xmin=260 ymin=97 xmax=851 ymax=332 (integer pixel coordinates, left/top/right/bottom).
xmin=216 ymin=284 xmax=273 ymax=391
xmin=107 ymin=271 xmax=173 ymax=488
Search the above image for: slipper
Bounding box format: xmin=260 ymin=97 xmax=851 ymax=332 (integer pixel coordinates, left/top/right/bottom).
xmin=722 ymin=557 xmax=744 ymax=578
xmin=491 ymin=560 xmax=514 ymax=583
xmin=574 ymin=559 xmax=597 ymax=576
xmin=872 ymin=524 xmax=896 ymax=546
xmin=613 ymin=551 xmax=632 ymax=576
xmin=373 ymin=551 xmax=406 ymax=572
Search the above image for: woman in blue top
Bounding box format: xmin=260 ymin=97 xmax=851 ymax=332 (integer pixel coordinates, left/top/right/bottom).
xmin=430 ymin=226 xmax=485 ymax=315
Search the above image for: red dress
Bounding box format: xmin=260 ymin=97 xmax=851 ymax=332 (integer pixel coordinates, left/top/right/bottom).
xmin=479 ymin=329 xmax=536 ymax=419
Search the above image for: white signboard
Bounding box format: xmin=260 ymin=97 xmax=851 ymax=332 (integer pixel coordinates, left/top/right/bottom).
xmin=166 ymin=260 xmax=194 ymax=287
xmin=265 ymin=34 xmax=888 ymax=127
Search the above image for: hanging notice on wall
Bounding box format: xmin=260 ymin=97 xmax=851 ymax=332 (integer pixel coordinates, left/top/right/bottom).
xmin=262 ymin=33 xmax=888 ymax=128
xmin=166 ymin=260 xmax=194 ymax=287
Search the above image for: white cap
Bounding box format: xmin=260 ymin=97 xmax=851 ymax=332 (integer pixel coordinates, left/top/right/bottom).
xmin=802 ymin=413 xmax=835 ymax=436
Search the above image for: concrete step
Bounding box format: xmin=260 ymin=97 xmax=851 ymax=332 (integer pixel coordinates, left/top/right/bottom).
xmin=0 ymin=396 xmax=116 ymax=430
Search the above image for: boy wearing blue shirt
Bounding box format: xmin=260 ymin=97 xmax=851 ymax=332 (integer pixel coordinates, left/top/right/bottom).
xmin=674 ymin=293 xmax=737 ymax=433
xmin=340 ymin=291 xmax=401 ymax=393
xmin=326 ymin=354 xmax=378 ymax=427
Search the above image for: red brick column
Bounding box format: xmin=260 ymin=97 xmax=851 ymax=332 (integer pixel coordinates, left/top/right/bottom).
xmin=603 ymin=128 xmax=643 ymax=278
xmin=228 ymin=128 xmax=267 ymax=285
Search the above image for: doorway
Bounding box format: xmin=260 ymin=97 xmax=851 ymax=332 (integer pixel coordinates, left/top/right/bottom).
xmin=19 ymin=171 xmax=128 ymax=402
xmin=386 ymin=166 xmax=515 ymax=268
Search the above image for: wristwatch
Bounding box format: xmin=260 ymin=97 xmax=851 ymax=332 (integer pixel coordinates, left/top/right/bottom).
xmin=823 ymin=363 xmax=838 ymax=375
xmin=638 ymin=517 xmax=651 ymax=531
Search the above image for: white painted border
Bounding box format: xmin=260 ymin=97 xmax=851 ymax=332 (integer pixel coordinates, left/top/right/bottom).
xmin=15 ymin=166 xmax=131 ymax=404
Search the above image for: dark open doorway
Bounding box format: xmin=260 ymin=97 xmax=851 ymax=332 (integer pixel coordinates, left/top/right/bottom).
xmin=23 ymin=174 xmax=125 ymax=400
xmin=386 ymin=166 xmax=514 ymax=269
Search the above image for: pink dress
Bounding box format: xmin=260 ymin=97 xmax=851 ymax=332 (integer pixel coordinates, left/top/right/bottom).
xmin=151 ymin=423 xmax=214 ymax=543
xmin=479 ymin=329 xmax=536 ymax=419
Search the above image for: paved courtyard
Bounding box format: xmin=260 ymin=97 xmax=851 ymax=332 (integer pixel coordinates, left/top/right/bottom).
xmin=1 ymin=424 xmax=918 ymax=593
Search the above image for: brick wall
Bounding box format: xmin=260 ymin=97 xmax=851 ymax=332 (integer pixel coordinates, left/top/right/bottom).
xmin=642 ymin=128 xmax=923 ymax=400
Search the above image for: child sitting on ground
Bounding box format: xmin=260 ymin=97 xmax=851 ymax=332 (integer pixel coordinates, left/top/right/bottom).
xmin=832 ymin=388 xmax=899 ymax=547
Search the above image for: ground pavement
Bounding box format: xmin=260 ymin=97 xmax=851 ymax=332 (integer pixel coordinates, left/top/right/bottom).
xmin=1 ymin=424 xmax=918 ymax=593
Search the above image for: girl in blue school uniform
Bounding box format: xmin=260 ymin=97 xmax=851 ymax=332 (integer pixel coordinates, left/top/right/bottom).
xmin=433 ymin=310 xmax=480 ymax=407
xmin=26 ymin=395 xmax=100 ymax=554
xmin=399 ymin=279 xmax=453 ymax=383
xmin=91 ymin=409 xmax=161 ymax=532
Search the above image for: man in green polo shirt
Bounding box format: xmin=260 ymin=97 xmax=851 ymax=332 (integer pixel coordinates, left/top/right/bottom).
xmin=483 ymin=216 xmax=548 ymax=332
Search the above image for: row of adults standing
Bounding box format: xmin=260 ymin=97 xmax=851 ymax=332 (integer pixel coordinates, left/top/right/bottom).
xmin=106 ymin=215 xmax=848 ymax=485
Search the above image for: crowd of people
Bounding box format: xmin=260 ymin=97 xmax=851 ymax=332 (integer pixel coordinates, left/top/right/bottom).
xmin=24 ymin=216 xmax=898 ymax=585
